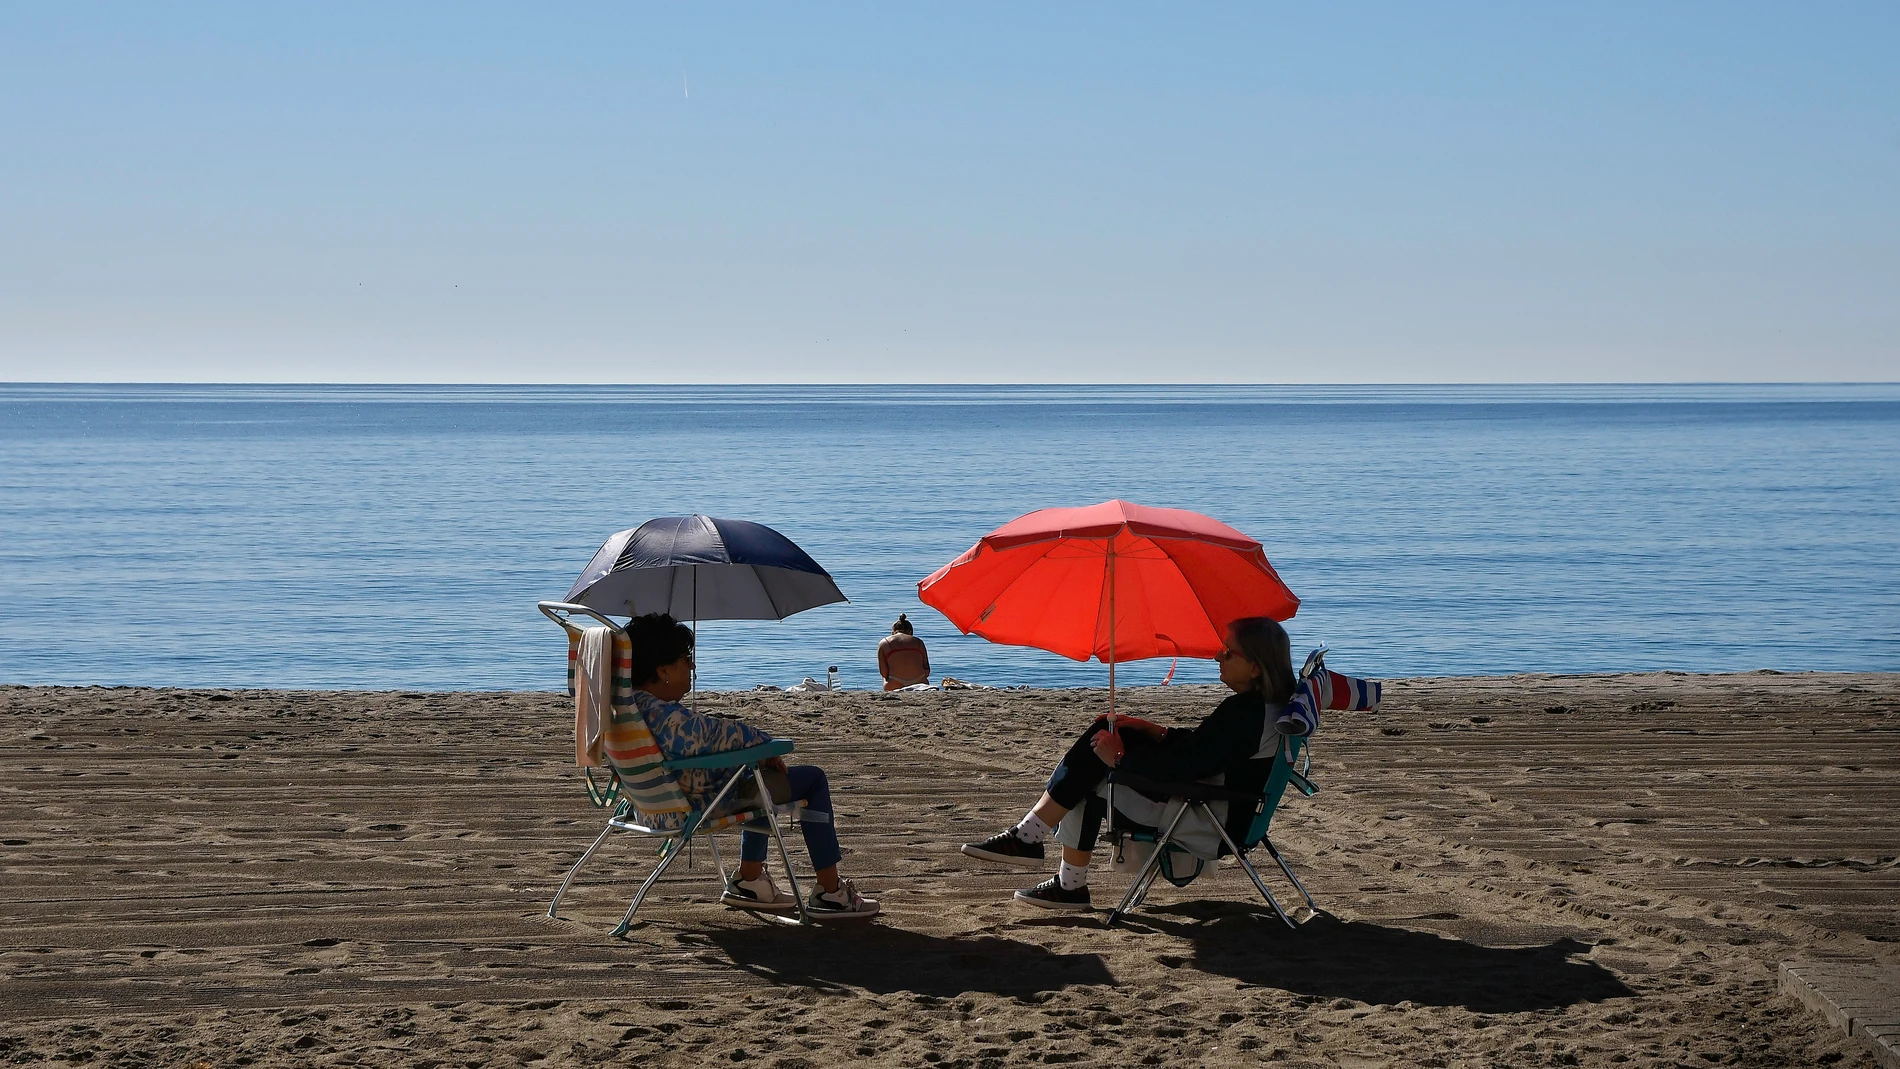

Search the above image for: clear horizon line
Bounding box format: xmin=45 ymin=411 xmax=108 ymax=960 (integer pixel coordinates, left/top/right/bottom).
xmin=6 ymin=379 xmax=1899 ymax=388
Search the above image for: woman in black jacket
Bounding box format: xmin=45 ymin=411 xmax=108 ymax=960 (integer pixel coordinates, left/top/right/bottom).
xmin=959 ymin=615 xmax=1296 ymax=910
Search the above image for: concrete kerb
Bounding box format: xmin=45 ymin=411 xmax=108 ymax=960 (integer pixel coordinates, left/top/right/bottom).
xmin=1780 ymin=960 xmax=1900 ymax=1069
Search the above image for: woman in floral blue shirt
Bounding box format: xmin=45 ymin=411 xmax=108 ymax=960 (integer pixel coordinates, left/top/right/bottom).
xmin=626 ymin=613 xmax=879 ymax=918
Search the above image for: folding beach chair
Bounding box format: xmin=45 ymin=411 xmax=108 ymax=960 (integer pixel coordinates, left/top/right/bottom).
xmin=541 ymin=602 xmax=812 ymax=934
xmin=1099 ymin=649 xmax=1381 ymax=927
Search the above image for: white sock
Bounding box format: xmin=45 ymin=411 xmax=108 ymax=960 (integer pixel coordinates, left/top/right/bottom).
xmin=1013 ymin=812 xmax=1051 ymax=844
xmin=1058 ymin=859 xmax=1089 ymax=891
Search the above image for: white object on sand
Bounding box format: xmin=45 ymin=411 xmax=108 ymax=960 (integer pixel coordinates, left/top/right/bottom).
xmin=573 ymin=626 xmax=613 ymax=767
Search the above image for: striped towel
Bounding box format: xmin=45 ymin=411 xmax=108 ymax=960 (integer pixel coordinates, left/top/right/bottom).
xmin=593 ymin=632 xmax=693 ymax=829
xmin=562 ymin=626 xmax=756 ymax=835
xmin=1277 ymin=668 xmax=1382 ymax=739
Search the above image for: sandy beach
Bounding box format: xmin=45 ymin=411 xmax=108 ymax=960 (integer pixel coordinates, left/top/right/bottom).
xmin=3 ymin=673 xmax=1896 ymax=1067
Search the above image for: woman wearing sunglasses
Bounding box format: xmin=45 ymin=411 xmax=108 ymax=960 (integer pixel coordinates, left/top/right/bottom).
xmin=959 ymin=615 xmax=1296 ymax=910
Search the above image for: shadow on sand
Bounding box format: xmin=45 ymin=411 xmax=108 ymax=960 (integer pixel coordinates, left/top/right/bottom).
xmin=699 ymin=924 xmax=1114 ymax=997
xmin=696 ymin=906 xmax=1628 ymax=1011
xmin=1129 ymin=903 xmax=1635 ymax=1013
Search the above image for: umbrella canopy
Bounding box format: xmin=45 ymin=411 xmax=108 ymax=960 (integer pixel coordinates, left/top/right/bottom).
xmin=565 ymin=515 xmax=847 ymax=621
xmin=917 ymin=499 xmax=1298 ymax=664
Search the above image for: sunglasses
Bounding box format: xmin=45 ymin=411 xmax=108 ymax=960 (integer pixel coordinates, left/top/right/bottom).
xmin=1213 ymin=647 xmax=1246 ymax=663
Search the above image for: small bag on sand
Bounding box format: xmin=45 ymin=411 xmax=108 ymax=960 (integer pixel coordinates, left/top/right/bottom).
xmin=720 ymin=767 xmax=794 ymax=817
xmin=759 ymin=766 xmax=793 ymax=805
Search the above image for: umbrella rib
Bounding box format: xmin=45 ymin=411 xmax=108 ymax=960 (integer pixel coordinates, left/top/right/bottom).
xmin=1151 ymin=536 xmax=1225 ymax=651
xmin=662 ymin=519 xmax=683 ymax=568
xmin=963 ymin=538 xmax=1063 ymax=634
xmin=759 ymin=566 xmax=790 ymax=621
xmin=709 ymin=517 xmax=786 ymax=620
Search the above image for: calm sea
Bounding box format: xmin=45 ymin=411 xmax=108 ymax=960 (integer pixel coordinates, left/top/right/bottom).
xmin=2 ymin=384 xmax=1896 ymax=691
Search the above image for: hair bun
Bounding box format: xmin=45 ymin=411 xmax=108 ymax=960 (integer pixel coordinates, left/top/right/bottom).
xmin=897 ymin=613 xmax=908 ymax=622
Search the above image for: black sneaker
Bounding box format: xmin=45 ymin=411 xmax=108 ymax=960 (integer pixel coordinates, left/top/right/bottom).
xmin=1013 ymin=876 xmax=1091 ymax=911
xmin=959 ymin=828 xmax=1046 ymax=868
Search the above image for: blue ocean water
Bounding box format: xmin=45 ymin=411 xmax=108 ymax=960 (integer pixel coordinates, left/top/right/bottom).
xmin=1 ymin=383 xmax=1896 ymax=691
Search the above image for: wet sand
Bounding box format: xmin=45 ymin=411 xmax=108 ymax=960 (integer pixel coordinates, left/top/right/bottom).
xmin=2 ymin=673 xmax=1896 ymax=1067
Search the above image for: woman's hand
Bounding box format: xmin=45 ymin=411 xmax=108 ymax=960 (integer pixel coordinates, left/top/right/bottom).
xmin=1112 ymin=715 xmax=1168 ymax=739
xmin=1090 ymin=730 xmax=1126 ymax=767
xmin=761 ymin=756 xmax=788 ymax=773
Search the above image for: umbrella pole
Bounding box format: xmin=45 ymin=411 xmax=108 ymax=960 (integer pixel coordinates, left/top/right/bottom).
xmin=1106 ymin=541 xmax=1118 ymax=729
xmin=1106 ymin=540 xmax=1117 ymax=838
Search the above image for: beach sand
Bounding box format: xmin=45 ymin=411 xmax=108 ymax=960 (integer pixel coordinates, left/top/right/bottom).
xmin=3 ymin=673 xmax=1896 ymax=1067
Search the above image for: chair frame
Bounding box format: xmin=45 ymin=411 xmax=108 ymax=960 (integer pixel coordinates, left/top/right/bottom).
xmin=548 ymin=743 xmax=811 ymax=933
xmin=1102 ymin=734 xmax=1320 ymax=928
xmin=540 ymin=600 xmax=814 ymax=934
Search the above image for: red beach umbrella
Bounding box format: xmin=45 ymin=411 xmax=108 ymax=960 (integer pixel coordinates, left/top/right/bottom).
xmin=918 ymin=499 xmax=1299 ymax=720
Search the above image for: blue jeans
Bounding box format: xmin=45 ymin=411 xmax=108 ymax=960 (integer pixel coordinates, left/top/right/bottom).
xmin=739 ymin=764 xmax=841 ymax=871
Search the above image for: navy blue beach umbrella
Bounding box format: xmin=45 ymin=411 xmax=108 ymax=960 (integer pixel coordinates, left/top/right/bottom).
xmin=564 ymin=515 xmax=848 ymax=622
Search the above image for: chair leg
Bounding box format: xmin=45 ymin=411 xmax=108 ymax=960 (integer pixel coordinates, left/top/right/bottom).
xmin=611 ymin=835 xmax=691 ymax=937
xmin=708 ymin=832 xmax=729 ymax=886
xmin=1125 ymin=854 xmax=1168 ymax=912
xmin=1119 ymin=835 xmax=1174 ymax=915
xmin=1108 ymin=843 xmax=1166 ymax=925
xmin=610 ymin=769 xmax=757 ymax=935
xmin=1107 ymin=802 xmax=1193 ymax=925
xmin=690 ymin=770 xmax=748 ymax=898
xmin=549 ymin=822 xmax=617 ymax=919
xmin=1209 ymin=808 xmax=1294 ymax=928
xmin=754 ymin=767 xmax=810 ymax=925
xmin=1259 ymin=836 xmax=1317 ymax=911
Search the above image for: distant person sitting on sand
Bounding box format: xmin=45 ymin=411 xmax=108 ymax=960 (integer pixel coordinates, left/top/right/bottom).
xmin=878 ymin=614 xmax=930 ymax=691
xmin=625 ymin=612 xmax=879 ymax=918
xmin=957 ymin=616 xmax=1295 ymax=910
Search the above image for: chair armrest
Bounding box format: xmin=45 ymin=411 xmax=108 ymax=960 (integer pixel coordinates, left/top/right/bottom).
xmin=1107 ymin=770 xmax=1262 ymax=805
xmin=665 ymin=739 xmax=794 ymax=770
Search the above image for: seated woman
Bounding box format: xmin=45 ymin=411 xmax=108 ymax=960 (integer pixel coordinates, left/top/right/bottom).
xmin=958 ymin=616 xmax=1296 ymax=910
xmin=877 ymin=614 xmax=930 ymax=691
xmin=624 ymin=612 xmax=879 ymax=918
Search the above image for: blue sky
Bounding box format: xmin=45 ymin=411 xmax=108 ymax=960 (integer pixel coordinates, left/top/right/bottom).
xmin=2 ymin=3 xmax=1894 ymax=383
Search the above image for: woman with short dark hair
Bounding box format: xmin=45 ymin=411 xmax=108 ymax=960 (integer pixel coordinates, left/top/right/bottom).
xmin=959 ymin=616 xmax=1295 ymax=910
xmin=623 ymin=613 xmax=878 ymax=918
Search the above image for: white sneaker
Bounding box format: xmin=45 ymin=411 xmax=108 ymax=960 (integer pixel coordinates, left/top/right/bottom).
xmin=807 ymin=878 xmax=880 ymax=919
xmin=720 ymin=874 xmax=798 ymax=912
